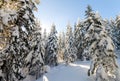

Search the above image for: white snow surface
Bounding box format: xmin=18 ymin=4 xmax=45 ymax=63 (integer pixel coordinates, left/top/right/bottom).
xmin=32 ymin=59 xmax=120 ymax=81
xmin=36 ymin=61 xmax=94 ymax=81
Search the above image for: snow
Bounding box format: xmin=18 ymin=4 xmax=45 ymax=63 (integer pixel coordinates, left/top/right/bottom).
xmin=106 ymin=36 xmax=114 ymax=51
xmin=96 ymin=64 xmax=109 ymax=81
xmin=12 ymin=26 xmax=19 ymax=37
xmin=0 ymin=70 xmax=3 ymax=77
xmin=21 ymin=26 xmax=28 ymax=34
xmin=35 ymin=0 xmax=40 ymax=4
xmin=23 ymin=75 xmax=36 ymax=81
xmin=0 ymin=7 xmax=17 ymax=26
xmin=94 ymin=11 xmax=101 ymax=19
xmin=43 ymin=65 xmax=51 ymax=73
xmin=36 ymin=61 xmax=93 ymax=81
xmin=25 ymin=51 xmax=33 ymax=63
xmin=43 ymin=75 xmax=49 ymax=81
xmin=35 ymin=59 xmax=120 ymax=81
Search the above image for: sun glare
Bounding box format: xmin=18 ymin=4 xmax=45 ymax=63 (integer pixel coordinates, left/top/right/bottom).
xmin=41 ymin=24 xmax=51 ymax=35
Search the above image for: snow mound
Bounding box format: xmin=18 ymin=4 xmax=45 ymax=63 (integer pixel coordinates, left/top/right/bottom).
xmin=43 ymin=75 xmax=49 ymax=81
xmin=44 ymin=65 xmax=51 ymax=73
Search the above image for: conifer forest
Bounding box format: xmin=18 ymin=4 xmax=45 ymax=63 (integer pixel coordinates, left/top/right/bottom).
xmin=0 ymin=0 xmax=120 ymax=81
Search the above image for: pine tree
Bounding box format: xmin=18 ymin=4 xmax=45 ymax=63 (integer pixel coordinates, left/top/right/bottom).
xmin=103 ymin=19 xmax=118 ymax=50
xmin=58 ymin=32 xmax=65 ymax=62
xmin=114 ymin=15 xmax=120 ymax=50
xmin=83 ymin=11 xmax=119 ymax=80
xmin=74 ymin=18 xmax=85 ymax=60
xmin=61 ymin=32 xmax=65 ymax=49
xmin=0 ymin=0 xmax=44 ymax=81
xmin=58 ymin=33 xmax=62 ymax=62
xmin=82 ymin=6 xmax=96 ymax=60
xmin=45 ymin=23 xmax=58 ymax=66
xmin=65 ymin=23 xmax=77 ymax=64
xmin=42 ymin=28 xmax=47 ymax=62
xmin=27 ymin=19 xmax=44 ymax=79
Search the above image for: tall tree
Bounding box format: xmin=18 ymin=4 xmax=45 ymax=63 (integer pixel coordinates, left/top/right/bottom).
xmin=27 ymin=19 xmax=44 ymax=79
xmin=74 ymin=18 xmax=85 ymax=60
xmin=83 ymin=11 xmax=119 ymax=81
xmin=0 ymin=0 xmax=44 ymax=81
xmin=45 ymin=23 xmax=58 ymax=66
xmin=103 ymin=19 xmax=118 ymax=50
xmin=42 ymin=28 xmax=47 ymax=62
xmin=58 ymin=32 xmax=65 ymax=62
xmin=114 ymin=15 xmax=120 ymax=50
xmin=65 ymin=23 xmax=77 ymax=64
xmin=83 ymin=6 xmax=95 ymax=60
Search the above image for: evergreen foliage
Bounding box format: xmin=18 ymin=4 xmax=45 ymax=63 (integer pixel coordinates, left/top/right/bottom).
xmin=58 ymin=32 xmax=65 ymax=62
xmin=0 ymin=0 xmax=44 ymax=81
xmin=0 ymin=2 xmax=120 ymax=81
xmin=65 ymin=23 xmax=77 ymax=64
xmin=83 ymin=11 xmax=119 ymax=81
xmin=45 ymin=23 xmax=58 ymax=66
xmin=74 ymin=19 xmax=85 ymax=60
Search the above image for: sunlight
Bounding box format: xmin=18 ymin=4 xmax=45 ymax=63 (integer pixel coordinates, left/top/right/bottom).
xmin=41 ymin=23 xmax=51 ymax=35
xmin=79 ymin=65 xmax=90 ymax=69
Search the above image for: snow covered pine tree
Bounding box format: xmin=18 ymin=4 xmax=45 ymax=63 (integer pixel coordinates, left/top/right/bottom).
xmin=82 ymin=5 xmax=94 ymax=60
xmin=74 ymin=19 xmax=85 ymax=60
xmin=83 ymin=9 xmax=120 ymax=80
xmin=65 ymin=23 xmax=77 ymax=64
xmin=58 ymin=32 xmax=65 ymax=62
xmin=42 ymin=29 xmax=47 ymax=52
xmin=45 ymin=23 xmax=58 ymax=66
xmin=114 ymin=15 xmax=120 ymax=50
xmin=0 ymin=0 xmax=44 ymax=81
xmin=27 ymin=19 xmax=44 ymax=79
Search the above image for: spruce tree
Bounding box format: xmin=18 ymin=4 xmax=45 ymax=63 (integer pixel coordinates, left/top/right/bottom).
xmin=83 ymin=5 xmax=96 ymax=60
xmin=42 ymin=28 xmax=47 ymax=62
xmin=58 ymin=32 xmax=65 ymax=62
xmin=65 ymin=23 xmax=77 ymax=64
xmin=0 ymin=0 xmax=44 ymax=81
xmin=58 ymin=33 xmax=62 ymax=62
xmin=83 ymin=11 xmax=119 ymax=80
xmin=114 ymin=15 xmax=120 ymax=50
xmin=103 ymin=19 xmax=118 ymax=50
xmin=45 ymin=23 xmax=58 ymax=66
xmin=27 ymin=19 xmax=44 ymax=79
xmin=74 ymin=19 xmax=85 ymax=60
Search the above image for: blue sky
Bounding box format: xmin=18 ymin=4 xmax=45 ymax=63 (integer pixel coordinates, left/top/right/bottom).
xmin=34 ymin=0 xmax=120 ymax=33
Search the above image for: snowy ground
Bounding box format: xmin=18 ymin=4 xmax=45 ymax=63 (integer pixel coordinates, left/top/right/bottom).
xmin=36 ymin=61 xmax=93 ymax=81
xmin=36 ymin=59 xmax=120 ymax=81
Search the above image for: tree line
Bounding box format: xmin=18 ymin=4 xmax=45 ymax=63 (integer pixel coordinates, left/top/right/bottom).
xmin=42 ymin=5 xmax=120 ymax=81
